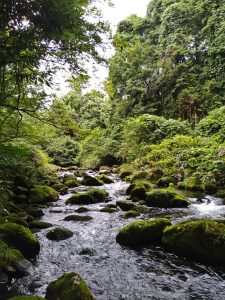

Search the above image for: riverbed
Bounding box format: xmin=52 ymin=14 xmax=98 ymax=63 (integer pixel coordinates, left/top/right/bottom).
xmin=1 ymin=171 xmax=225 ymax=300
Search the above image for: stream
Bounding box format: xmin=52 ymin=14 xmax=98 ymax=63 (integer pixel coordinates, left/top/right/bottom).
xmin=1 ymin=171 xmax=225 ymax=300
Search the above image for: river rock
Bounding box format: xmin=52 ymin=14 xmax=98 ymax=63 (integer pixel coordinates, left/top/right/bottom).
xmin=63 ymin=177 xmax=79 ymax=188
xmin=46 ymin=228 xmax=73 ymax=241
xmin=116 ymin=200 xmax=137 ymax=211
xmin=29 ymin=221 xmax=53 ymax=230
xmin=0 ymin=223 xmax=40 ymax=257
xmin=28 ymin=185 xmax=59 ymax=204
xmin=66 ymin=188 xmax=108 ymax=205
xmin=0 ymin=216 xmax=29 ymax=228
xmin=75 ymin=207 xmax=89 ymax=213
xmin=162 ymin=220 xmax=225 ymax=264
xmin=63 ymin=215 xmax=93 ymax=222
xmin=97 ymin=174 xmax=114 ymax=184
xmin=100 ymin=207 xmax=117 ymax=213
xmin=81 ymin=175 xmax=103 ymax=186
xmin=124 ymin=210 xmax=140 ymax=219
xmin=116 ymin=218 xmax=171 ymax=246
xmin=145 ymin=189 xmax=189 ymax=208
xmin=46 ymin=272 xmax=96 ymax=300
xmin=130 ymin=185 xmax=146 ymax=199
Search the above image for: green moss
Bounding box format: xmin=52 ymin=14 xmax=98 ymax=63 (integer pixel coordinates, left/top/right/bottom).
xmin=26 ymin=208 xmax=44 ymax=219
xmin=63 ymin=215 xmax=93 ymax=222
xmin=116 ymin=200 xmax=137 ymax=211
xmin=29 ymin=185 xmax=59 ymax=204
xmin=203 ymin=182 xmax=218 ymax=194
xmin=130 ymin=171 xmax=150 ymax=183
xmin=177 ymin=182 xmax=186 ymax=190
xmin=116 ymin=218 xmax=171 ymax=246
xmin=216 ymin=190 xmax=225 ymax=199
xmin=87 ymin=188 xmax=108 ymax=202
xmin=63 ymin=178 xmax=79 ymax=188
xmin=81 ymin=175 xmax=103 ymax=186
xmin=130 ymin=185 xmax=146 ymax=199
xmin=120 ymin=171 xmax=133 ymax=180
xmin=0 ymin=216 xmax=28 ymax=228
xmin=157 ymin=177 xmax=173 ymax=188
xmin=124 ymin=210 xmax=140 ymax=219
xmin=46 ymin=272 xmax=95 ymax=300
xmin=97 ymin=174 xmax=114 ymax=184
xmin=100 ymin=207 xmax=117 ymax=213
xmin=52 ymin=183 xmax=68 ymax=194
xmin=184 ymin=176 xmax=204 ymax=192
xmin=66 ymin=193 xmax=95 ymax=205
xmin=29 ymin=221 xmax=53 ymax=229
xmin=75 ymin=207 xmax=89 ymax=213
xmin=0 ymin=223 xmax=40 ymax=257
xmin=145 ymin=189 xmax=189 ymax=208
xmin=162 ymin=220 xmax=225 ymax=264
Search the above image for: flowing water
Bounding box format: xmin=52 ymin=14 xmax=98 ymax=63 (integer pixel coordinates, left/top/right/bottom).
xmin=1 ymin=171 xmax=225 ymax=300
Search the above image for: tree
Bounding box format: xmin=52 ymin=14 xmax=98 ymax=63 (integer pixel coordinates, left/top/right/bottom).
xmin=0 ymin=0 xmax=108 ymax=139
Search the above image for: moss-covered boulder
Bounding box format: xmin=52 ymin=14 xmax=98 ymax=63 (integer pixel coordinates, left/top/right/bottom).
xmin=29 ymin=185 xmax=59 ymax=204
xmin=203 ymin=183 xmax=217 ymax=195
xmin=116 ymin=218 xmax=171 ymax=246
xmin=26 ymin=208 xmax=44 ymax=219
xmin=88 ymin=188 xmax=108 ymax=202
xmin=124 ymin=210 xmax=140 ymax=219
xmin=0 ymin=240 xmax=32 ymax=275
xmin=126 ymin=184 xmax=136 ymax=195
xmin=63 ymin=178 xmax=79 ymax=188
xmin=97 ymin=174 xmax=114 ymax=184
xmin=66 ymin=193 xmax=95 ymax=205
xmin=52 ymin=183 xmax=68 ymax=195
xmin=145 ymin=189 xmax=189 ymax=208
xmin=162 ymin=220 xmax=225 ymax=264
xmin=130 ymin=171 xmax=150 ymax=183
xmin=0 ymin=223 xmax=40 ymax=257
xmin=100 ymin=207 xmax=117 ymax=213
xmin=46 ymin=272 xmax=95 ymax=300
xmin=63 ymin=215 xmax=93 ymax=222
xmin=116 ymin=200 xmax=137 ymax=211
xmin=46 ymin=228 xmax=73 ymax=241
xmin=81 ymin=175 xmax=103 ymax=186
xmin=0 ymin=216 xmax=28 ymax=228
xmin=120 ymin=171 xmax=132 ymax=180
xmin=185 ymin=176 xmax=204 ymax=192
xmin=29 ymin=221 xmax=53 ymax=230
xmin=130 ymin=186 xmax=146 ymax=200
xmin=157 ymin=177 xmax=173 ymax=188
xmin=8 ymin=296 xmax=45 ymax=300
xmin=216 ymin=190 xmax=225 ymax=199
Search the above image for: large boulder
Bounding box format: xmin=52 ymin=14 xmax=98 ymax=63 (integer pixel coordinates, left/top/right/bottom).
xmin=162 ymin=220 xmax=225 ymax=264
xmin=145 ymin=189 xmax=189 ymax=208
xmin=0 ymin=240 xmax=32 ymax=275
xmin=46 ymin=228 xmax=73 ymax=241
xmin=116 ymin=218 xmax=171 ymax=246
xmin=0 ymin=223 xmax=40 ymax=257
xmin=66 ymin=188 xmax=108 ymax=205
xmin=81 ymin=175 xmax=103 ymax=186
xmin=130 ymin=185 xmax=146 ymax=200
xmin=28 ymin=185 xmax=59 ymax=204
xmin=63 ymin=178 xmax=79 ymax=188
xmin=46 ymin=272 xmax=95 ymax=300
xmin=29 ymin=221 xmax=53 ymax=230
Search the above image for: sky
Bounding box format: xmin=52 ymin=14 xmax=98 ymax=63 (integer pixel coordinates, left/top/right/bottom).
xmin=53 ymin=0 xmax=150 ymax=96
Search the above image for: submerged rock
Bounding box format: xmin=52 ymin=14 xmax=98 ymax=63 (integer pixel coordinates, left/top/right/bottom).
xmin=28 ymin=185 xmax=59 ymax=204
xmin=0 ymin=223 xmax=40 ymax=257
xmin=46 ymin=272 xmax=95 ymax=300
xmin=162 ymin=220 xmax=225 ymax=264
xmin=145 ymin=189 xmax=189 ymax=208
xmin=75 ymin=207 xmax=89 ymax=213
xmin=116 ymin=200 xmax=137 ymax=211
xmin=116 ymin=218 xmax=171 ymax=246
xmin=46 ymin=228 xmax=73 ymax=241
xmin=63 ymin=215 xmax=93 ymax=222
xmin=81 ymin=175 xmax=103 ymax=186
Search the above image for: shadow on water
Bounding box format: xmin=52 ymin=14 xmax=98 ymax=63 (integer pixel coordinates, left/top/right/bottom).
xmin=1 ymin=172 xmax=225 ymax=300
